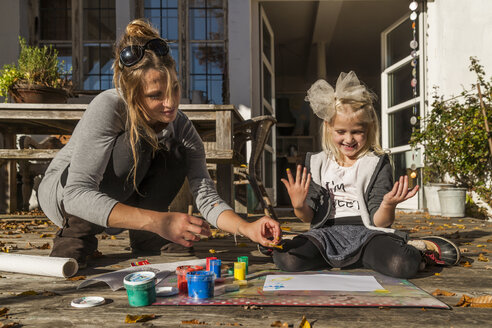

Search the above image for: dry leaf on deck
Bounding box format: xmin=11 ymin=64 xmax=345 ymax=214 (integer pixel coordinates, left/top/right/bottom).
xmin=181 ymin=319 xmax=208 ymax=325
xmin=478 ymin=253 xmax=489 ymax=262
xmin=486 ymin=239 xmax=492 ymax=243
xmin=431 ymin=289 xmax=456 ymax=296
xmin=456 ymin=294 xmax=492 ymax=308
xmin=0 ymin=307 xmax=8 ymax=317
xmin=299 ymin=315 xmax=311 ymax=328
xmin=38 ymin=242 xmax=51 ymax=250
xmin=124 ymin=314 xmax=156 ymax=323
xmin=67 ymin=275 xmax=86 ymax=281
xmin=460 ymin=261 xmax=472 ymax=267
xmin=110 ymin=235 xmax=117 ymax=240
xmin=267 ymin=244 xmax=283 ymax=249
xmin=281 ymin=227 xmax=291 ymax=231
xmin=477 ymin=244 xmax=487 ymax=248
xmin=0 ymin=322 xmax=21 ymax=328
xmin=209 ymin=249 xmax=216 ymax=254
xmin=39 ymin=234 xmax=53 ymax=238
xmin=271 ymin=321 xmax=283 ymax=327
xmin=16 ymin=290 xmax=38 ymax=296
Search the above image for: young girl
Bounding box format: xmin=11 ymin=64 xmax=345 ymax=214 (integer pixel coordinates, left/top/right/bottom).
xmin=270 ymin=71 xmax=459 ymax=278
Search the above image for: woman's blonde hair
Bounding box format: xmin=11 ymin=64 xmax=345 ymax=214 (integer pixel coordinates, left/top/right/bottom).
xmin=321 ymin=94 xmax=384 ymax=163
xmin=112 ymin=18 xmax=179 ymax=190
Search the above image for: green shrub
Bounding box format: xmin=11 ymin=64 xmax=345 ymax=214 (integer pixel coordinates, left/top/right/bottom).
xmin=410 ymin=57 xmax=492 ymax=206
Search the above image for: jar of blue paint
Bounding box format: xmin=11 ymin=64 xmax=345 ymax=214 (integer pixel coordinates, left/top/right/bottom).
xmin=186 ymin=270 xmax=215 ymax=299
xmin=124 ymin=271 xmax=156 ymax=307
xmin=209 ymin=259 xmax=222 ymax=278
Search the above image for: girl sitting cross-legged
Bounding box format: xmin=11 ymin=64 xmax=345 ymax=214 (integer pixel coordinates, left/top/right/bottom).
xmin=261 ymin=71 xmax=460 ymax=279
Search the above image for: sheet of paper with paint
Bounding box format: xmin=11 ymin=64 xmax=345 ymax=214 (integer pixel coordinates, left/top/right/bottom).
xmin=263 ymin=274 xmax=384 ymax=292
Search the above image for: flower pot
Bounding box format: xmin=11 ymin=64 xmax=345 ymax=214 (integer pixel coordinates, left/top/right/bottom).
xmin=438 ymin=187 xmax=467 ymax=218
xmin=423 ymin=183 xmax=454 ymax=215
xmin=9 ymin=84 xmax=68 ymax=103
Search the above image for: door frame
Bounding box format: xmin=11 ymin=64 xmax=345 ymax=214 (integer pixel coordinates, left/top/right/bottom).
xmin=381 ymin=11 xmax=427 ymax=210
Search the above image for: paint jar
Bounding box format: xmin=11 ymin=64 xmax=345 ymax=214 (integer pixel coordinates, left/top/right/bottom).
xmin=123 ymin=271 xmax=156 ymax=307
xmin=176 ymin=265 xmax=203 ymax=295
xmin=206 ymin=256 xmax=218 ymax=271
xmin=234 ymin=262 xmax=246 ymax=280
xmin=186 ymin=270 xmax=215 ymax=299
xmin=209 ymin=259 xmax=222 ymax=278
xmin=237 ymin=256 xmax=249 ymax=275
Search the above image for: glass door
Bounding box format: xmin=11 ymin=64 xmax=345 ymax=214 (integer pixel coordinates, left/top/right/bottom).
xmin=260 ymin=5 xmax=276 ymax=204
xmin=381 ymin=12 xmax=425 ymax=210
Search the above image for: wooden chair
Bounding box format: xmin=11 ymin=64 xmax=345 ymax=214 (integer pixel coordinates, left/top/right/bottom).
xmin=18 ymin=136 xmax=63 ymax=211
xmin=232 ymin=115 xmax=278 ymax=221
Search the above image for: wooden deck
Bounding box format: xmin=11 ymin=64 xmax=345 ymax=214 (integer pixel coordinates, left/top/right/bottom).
xmin=0 ymin=211 xmax=491 ymax=327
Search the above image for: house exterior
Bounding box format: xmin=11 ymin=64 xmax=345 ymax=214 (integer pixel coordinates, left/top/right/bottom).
xmin=1 ymin=0 xmax=491 ymax=211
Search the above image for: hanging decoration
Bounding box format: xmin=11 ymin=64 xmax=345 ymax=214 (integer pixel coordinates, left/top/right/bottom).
xmin=409 ymin=1 xmax=419 ymax=176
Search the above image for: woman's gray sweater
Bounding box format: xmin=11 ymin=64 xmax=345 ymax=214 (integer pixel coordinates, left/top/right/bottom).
xmin=38 ymin=89 xmax=232 ymax=228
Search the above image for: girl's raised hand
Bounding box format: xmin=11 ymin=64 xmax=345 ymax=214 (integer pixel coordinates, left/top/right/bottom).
xmin=382 ymin=175 xmax=419 ymax=207
xmin=280 ymin=165 xmax=311 ymax=210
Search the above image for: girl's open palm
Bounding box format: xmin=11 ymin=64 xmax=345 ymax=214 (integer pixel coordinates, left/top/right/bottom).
xmin=382 ymin=175 xmax=419 ymax=207
xmin=281 ymin=165 xmax=311 ymax=209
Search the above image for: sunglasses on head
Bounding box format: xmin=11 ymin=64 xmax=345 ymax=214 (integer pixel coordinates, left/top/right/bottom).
xmin=119 ymin=38 xmax=170 ymax=67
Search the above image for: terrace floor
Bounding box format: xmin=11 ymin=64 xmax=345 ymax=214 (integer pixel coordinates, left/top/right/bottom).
xmin=0 ymin=210 xmax=491 ymax=328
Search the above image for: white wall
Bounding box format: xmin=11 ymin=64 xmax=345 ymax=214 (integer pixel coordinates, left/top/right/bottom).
xmin=228 ymin=0 xmax=252 ymax=119
xmin=426 ymin=0 xmax=492 ymax=99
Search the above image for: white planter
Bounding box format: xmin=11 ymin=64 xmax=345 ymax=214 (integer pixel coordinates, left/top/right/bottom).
xmin=438 ymin=187 xmax=467 ymax=218
xmin=423 ymin=183 xmax=454 ymax=215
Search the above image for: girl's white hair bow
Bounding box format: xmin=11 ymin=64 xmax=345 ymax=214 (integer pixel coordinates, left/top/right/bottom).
xmin=305 ymin=71 xmax=368 ymax=121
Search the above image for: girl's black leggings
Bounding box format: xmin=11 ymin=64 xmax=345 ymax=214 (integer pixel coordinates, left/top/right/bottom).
xmin=272 ymin=234 xmax=422 ymax=279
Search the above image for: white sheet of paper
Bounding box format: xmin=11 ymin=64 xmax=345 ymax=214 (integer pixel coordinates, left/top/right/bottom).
xmin=263 ymin=274 xmax=384 ymax=292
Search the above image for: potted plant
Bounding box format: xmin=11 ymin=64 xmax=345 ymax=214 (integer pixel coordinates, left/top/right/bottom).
xmin=0 ymin=37 xmax=71 ymax=103
xmin=410 ymin=57 xmax=492 ymax=217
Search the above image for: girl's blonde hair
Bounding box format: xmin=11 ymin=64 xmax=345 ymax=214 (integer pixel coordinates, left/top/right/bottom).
xmin=112 ymin=19 xmax=179 ymax=190
xmin=321 ymin=92 xmax=384 ymax=163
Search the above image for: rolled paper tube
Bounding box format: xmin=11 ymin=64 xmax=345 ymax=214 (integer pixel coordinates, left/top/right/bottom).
xmin=206 ymin=257 xmax=217 ymax=271
xmin=237 ymin=256 xmax=249 ymax=275
xmin=210 ymin=259 xmax=221 ymax=278
xmin=0 ymin=253 xmax=78 ymax=278
xmin=234 ymin=262 xmax=246 ymax=281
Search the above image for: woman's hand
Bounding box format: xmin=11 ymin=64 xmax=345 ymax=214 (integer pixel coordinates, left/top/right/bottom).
xmin=382 ymin=175 xmax=419 ymax=207
xmin=239 ymin=216 xmax=282 ymax=247
xmin=281 ymin=165 xmax=311 ymax=210
xmin=150 ymin=212 xmax=212 ymax=247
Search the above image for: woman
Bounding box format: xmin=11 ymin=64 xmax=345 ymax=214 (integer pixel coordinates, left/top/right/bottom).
xmin=38 ymin=19 xmax=281 ymax=267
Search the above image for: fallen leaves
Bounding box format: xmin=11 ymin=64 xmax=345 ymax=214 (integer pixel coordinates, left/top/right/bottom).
xmin=270 ymin=316 xmax=311 ymax=328
xmin=0 ymin=307 xmax=8 ymax=317
xmin=182 ymin=319 xmax=208 ymax=325
xmin=66 ymin=275 xmax=86 ymax=281
xmin=299 ymin=316 xmax=311 ymax=328
xmin=124 ymin=314 xmax=156 ymax=323
xmin=26 ymin=242 xmax=51 ymax=249
xmin=15 ymin=290 xmax=59 ymax=297
xmin=431 ymin=289 xmax=456 ymax=296
xmin=460 ymin=261 xmax=472 ymax=267
xmin=0 ymin=322 xmax=21 ymax=328
xmin=478 ymin=253 xmax=489 ymax=262
xmin=209 ymin=249 xmax=216 ymax=254
xmin=456 ymin=295 xmax=492 ymax=308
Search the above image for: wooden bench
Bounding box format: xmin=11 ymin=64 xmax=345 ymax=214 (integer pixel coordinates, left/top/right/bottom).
xmin=0 ymin=103 xmax=243 ymax=213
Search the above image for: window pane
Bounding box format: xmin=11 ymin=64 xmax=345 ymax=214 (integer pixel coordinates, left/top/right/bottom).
xmin=264 ymin=151 xmax=273 ymax=188
xmin=389 ymin=104 xmax=420 ymax=148
xmin=263 ymin=25 xmax=271 ymax=63
xmin=83 ymin=0 xmax=115 ymax=41
xmin=388 ymin=63 xmax=419 ymax=107
xmin=191 ymin=43 xmax=224 ymax=74
xmin=263 ymin=65 xmax=272 ymax=104
xmin=386 ymin=16 xmax=418 ymax=68
xmin=189 ymin=7 xmax=224 ymax=40
xmin=206 ymin=74 xmax=223 ymax=104
xmin=169 ymin=42 xmax=179 ymax=74
xmin=390 ymin=150 xmax=421 ymax=188
xmin=83 ymin=43 xmax=114 ymax=90
xmin=144 ymin=2 xmax=178 ymax=41
xmin=40 ymin=0 xmax=71 ymax=40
